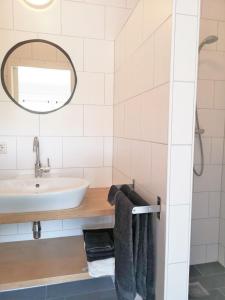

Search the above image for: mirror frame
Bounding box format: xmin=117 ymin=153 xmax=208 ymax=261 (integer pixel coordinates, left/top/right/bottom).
xmin=1 ymin=39 xmax=77 ymax=114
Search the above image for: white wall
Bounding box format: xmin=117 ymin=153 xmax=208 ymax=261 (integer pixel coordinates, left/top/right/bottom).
xmin=113 ymin=0 xmax=200 ymax=299
xmin=191 ymin=0 xmax=225 ymax=265
xmin=0 ymin=0 xmax=133 ymax=242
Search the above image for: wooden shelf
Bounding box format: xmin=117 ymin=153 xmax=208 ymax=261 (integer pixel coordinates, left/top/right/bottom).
xmin=0 ymin=236 xmax=90 ymax=292
xmin=0 ymin=188 xmax=114 ymax=225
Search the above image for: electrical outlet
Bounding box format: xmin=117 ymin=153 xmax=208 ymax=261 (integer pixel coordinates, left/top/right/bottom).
xmin=0 ymin=143 xmax=7 ymax=154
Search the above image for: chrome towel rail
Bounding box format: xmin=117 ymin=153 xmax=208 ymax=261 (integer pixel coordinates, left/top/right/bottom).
xmin=116 ymin=180 xmax=161 ymax=219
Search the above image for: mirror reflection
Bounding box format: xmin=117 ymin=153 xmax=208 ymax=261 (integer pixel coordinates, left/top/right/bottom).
xmin=1 ymin=40 xmax=77 ymax=113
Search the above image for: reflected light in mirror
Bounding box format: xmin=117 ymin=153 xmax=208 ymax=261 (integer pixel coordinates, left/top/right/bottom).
xmin=23 ymin=0 xmax=54 ymax=9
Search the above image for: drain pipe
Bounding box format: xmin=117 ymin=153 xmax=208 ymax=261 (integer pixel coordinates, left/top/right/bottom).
xmin=33 ymin=221 xmax=41 ymax=239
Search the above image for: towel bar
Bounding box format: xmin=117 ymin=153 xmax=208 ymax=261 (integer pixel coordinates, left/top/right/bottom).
xmin=116 ymin=180 xmax=161 ymax=219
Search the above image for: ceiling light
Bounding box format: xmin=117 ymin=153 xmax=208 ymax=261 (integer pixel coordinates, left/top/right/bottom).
xmin=23 ymin=0 xmax=54 ymax=9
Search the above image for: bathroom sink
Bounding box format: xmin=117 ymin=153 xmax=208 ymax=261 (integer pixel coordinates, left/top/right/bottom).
xmin=0 ymin=177 xmax=89 ymax=213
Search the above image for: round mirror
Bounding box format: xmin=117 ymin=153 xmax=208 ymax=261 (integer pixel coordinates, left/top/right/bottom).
xmin=1 ymin=39 xmax=77 ymax=114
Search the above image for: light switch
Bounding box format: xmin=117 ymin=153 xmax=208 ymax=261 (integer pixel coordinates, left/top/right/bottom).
xmin=0 ymin=143 xmax=7 ymax=154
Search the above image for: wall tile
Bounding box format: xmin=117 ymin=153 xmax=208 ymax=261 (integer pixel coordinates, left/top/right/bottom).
xmin=173 ymin=14 xmax=199 ymax=82
xmin=168 ymin=205 xmax=190 ymax=263
xmin=154 ymin=18 xmax=172 ymax=86
xmin=114 ymin=103 xmax=125 ymax=137
xmin=17 ymin=137 xmax=34 ymax=170
xmin=62 ymin=1 xmax=104 ymax=39
xmin=75 ymin=72 xmax=105 ymax=105
xmin=115 ymin=36 xmax=155 ymax=102
xmin=141 ymin=84 xmax=169 ymax=144
xmin=190 ymin=245 xmax=207 ymax=265
xmin=114 ymin=138 xmax=131 ymax=176
xmin=124 ymin=96 xmax=141 ymax=139
xmin=84 ymin=167 xmax=112 ymax=187
xmin=221 ymin=192 xmax=225 ymax=219
xmin=171 ymin=82 xmax=195 ymax=145
xmin=105 ymin=74 xmax=114 ymax=105
xmin=0 ymin=102 xmax=39 ymax=136
xmin=126 ymin=0 xmax=139 ymax=9
xmin=14 ymin=0 xmax=61 ymax=34
xmin=0 ymin=0 xmax=13 ymax=29
xmin=211 ymin=138 xmax=224 ymax=164
xmin=39 ymin=137 xmax=63 ymax=169
xmin=0 ymin=136 xmax=16 ymax=170
xmin=199 ymin=51 xmax=225 ymax=81
xmin=88 ymin=0 xmax=126 ymax=6
xmin=198 ymin=109 xmax=225 ymax=137
xmin=40 ymin=105 xmax=83 ymax=137
xmin=194 ymin=137 xmax=211 ymax=165
xmin=219 ymin=246 xmax=225 ymax=266
xmin=169 ymin=145 xmax=192 ymax=205
xmin=220 ymin=218 xmax=225 ymax=247
xmin=104 ymin=137 xmax=113 ymax=167
xmin=84 ymin=39 xmax=114 ymax=73
xmin=218 ymin=22 xmax=225 ymax=51
xmin=191 ymin=218 xmax=219 ymax=245
xmin=125 ymin=0 xmax=143 ymax=58
xmin=38 ymin=34 xmax=84 ymax=72
xmin=215 ymin=81 xmax=225 ymax=109
xmin=197 ymin=80 xmax=214 ymax=109
xmin=167 ymin=263 xmax=188 ymax=300
xmin=105 ymin=7 xmax=130 ymax=40
xmin=192 ymin=192 xmax=209 ymax=219
xmin=143 ymin=0 xmax=173 ymax=41
xmin=0 ymin=224 xmax=17 ymax=235
xmin=201 ymin=0 xmax=225 ymax=21
xmin=0 ymin=30 xmax=37 ymax=60
xmin=206 ymin=244 xmax=219 ymax=262
xmin=176 ymin=0 xmax=200 ymax=16
xmin=209 ymin=192 xmax=221 ymax=218
xmin=194 ymin=165 xmax=222 ymax=192
xmin=84 ymin=106 xmax=113 ymax=136
xmin=130 ymin=140 xmax=151 ymax=191
xmin=151 ymin=143 xmax=168 ymax=199
xmin=63 ymin=137 xmax=103 ymax=168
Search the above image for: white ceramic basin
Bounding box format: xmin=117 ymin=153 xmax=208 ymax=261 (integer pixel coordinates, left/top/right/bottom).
xmin=0 ymin=177 xmax=89 ymax=213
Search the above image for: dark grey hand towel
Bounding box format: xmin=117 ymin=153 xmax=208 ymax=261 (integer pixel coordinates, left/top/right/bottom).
xmin=83 ymin=229 xmax=115 ymax=262
xmin=121 ymin=185 xmax=155 ymax=300
xmin=84 ymin=231 xmax=114 ymax=253
xmin=108 ymin=185 xmax=120 ymax=205
xmin=114 ymin=191 xmax=136 ymax=300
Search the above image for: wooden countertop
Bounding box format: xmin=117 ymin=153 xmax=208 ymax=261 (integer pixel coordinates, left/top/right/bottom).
xmin=0 ymin=236 xmax=90 ymax=291
xmin=0 ymin=188 xmax=114 ymax=225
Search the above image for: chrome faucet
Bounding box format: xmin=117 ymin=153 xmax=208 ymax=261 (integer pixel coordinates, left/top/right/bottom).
xmin=33 ymin=136 xmax=50 ymax=178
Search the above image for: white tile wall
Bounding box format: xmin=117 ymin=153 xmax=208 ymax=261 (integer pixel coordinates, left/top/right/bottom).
xmin=0 ymin=0 xmax=133 ymax=243
xmin=173 ymin=14 xmax=199 ymax=82
xmin=192 ymin=1 xmax=225 ymax=267
xmin=0 ymin=0 xmax=13 ymax=30
xmin=166 ymin=1 xmax=200 ymax=299
xmin=171 ymin=82 xmax=195 ymax=145
xmin=14 ymin=0 xmax=61 ymax=34
xmin=113 ymin=2 xmax=174 ymax=300
xmin=167 ymin=263 xmax=189 ymax=300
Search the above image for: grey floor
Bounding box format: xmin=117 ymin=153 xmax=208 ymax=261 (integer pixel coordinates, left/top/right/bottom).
xmin=0 ymin=277 xmax=117 ymax=300
xmin=189 ymin=262 xmax=225 ymax=299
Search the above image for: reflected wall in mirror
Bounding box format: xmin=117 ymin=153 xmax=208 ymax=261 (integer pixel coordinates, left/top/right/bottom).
xmin=1 ymin=39 xmax=77 ymax=114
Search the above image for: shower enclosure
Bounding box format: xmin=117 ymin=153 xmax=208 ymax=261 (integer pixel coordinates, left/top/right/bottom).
xmin=190 ymin=0 xmax=225 ymax=298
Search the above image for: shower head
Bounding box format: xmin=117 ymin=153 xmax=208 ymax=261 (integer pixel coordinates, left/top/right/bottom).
xmin=199 ymin=35 xmax=218 ymax=52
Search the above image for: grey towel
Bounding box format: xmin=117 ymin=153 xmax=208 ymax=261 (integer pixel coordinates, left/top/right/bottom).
xmin=109 ymin=185 xmax=155 ymax=300
xmin=114 ymin=191 xmax=136 ymax=300
xmin=108 ymin=185 xmax=120 ymax=205
xmin=121 ymin=185 xmax=155 ymax=300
